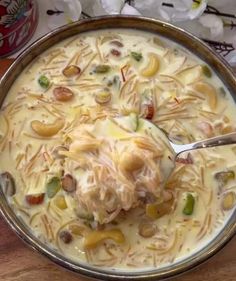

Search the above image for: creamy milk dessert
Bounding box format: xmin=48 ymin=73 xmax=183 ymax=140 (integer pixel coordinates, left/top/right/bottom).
xmin=0 ymin=29 xmax=236 ymax=270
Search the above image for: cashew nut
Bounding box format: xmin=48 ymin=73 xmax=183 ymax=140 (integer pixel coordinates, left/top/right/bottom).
xmin=141 ymin=53 xmax=160 ymax=77
xmin=83 ymin=229 xmax=125 ymax=249
xmin=31 ymin=118 xmax=65 ymax=137
xmin=192 ymin=82 xmax=217 ymax=110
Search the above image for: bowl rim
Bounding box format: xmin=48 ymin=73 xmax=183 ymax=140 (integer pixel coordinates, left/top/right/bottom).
xmin=0 ymin=15 xmax=236 ymax=281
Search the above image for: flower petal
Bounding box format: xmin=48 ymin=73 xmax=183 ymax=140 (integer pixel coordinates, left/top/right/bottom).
xmin=199 ymin=14 xmax=224 ymax=39
xmin=47 ymin=0 xmax=81 ymax=30
xmin=121 ymin=3 xmax=141 ymax=16
xmin=100 ymin=0 xmax=124 ymax=14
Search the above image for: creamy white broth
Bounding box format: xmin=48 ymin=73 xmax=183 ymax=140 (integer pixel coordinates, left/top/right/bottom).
xmin=0 ymin=29 xmax=236 ymax=270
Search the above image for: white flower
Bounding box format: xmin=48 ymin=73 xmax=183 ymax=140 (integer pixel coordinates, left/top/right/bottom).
xmin=199 ymin=14 xmax=224 ymax=39
xmin=100 ymin=0 xmax=141 ymax=15
xmin=134 ymin=0 xmax=207 ymax=22
xmin=100 ymin=0 xmax=124 ymax=14
xmin=47 ymin=0 xmax=82 ymax=30
xmin=121 ymin=3 xmax=141 ymax=16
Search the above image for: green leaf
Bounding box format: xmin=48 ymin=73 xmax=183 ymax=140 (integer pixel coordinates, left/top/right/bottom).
xmin=46 ymin=176 xmax=61 ymax=198
xmin=131 ymin=52 xmax=143 ymax=62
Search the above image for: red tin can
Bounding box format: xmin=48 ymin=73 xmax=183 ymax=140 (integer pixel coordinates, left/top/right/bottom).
xmin=0 ymin=0 xmax=38 ymax=57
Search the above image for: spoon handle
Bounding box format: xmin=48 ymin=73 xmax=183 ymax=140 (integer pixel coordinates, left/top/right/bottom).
xmin=171 ymin=132 xmax=236 ymax=156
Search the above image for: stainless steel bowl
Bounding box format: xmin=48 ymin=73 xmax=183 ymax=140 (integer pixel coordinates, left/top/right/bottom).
xmin=0 ymin=16 xmax=236 ymax=281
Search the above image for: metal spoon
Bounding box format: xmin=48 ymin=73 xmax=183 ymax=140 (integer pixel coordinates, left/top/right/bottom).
xmin=143 ymin=118 xmax=236 ymax=183
xmin=170 ymin=132 xmax=236 ymax=158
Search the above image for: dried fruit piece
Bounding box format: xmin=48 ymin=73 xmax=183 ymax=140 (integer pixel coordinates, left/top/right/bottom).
xmin=83 ymin=229 xmax=125 ymax=249
xmin=31 ymin=118 xmax=65 ymax=137
xmin=54 ymin=195 xmax=67 ymax=209
xmin=95 ymin=91 xmax=111 ymax=105
xmin=146 ymin=192 xmax=174 ymax=219
xmin=59 ymin=230 xmax=73 ymax=244
xmin=0 ymin=172 xmax=16 ymax=196
xmin=46 ymin=177 xmax=61 ymax=198
xmin=183 ymin=193 xmax=195 ymax=215
xmin=110 ymin=49 xmax=121 ymax=57
xmin=53 ymin=86 xmax=74 ymax=102
xmin=192 ymin=82 xmax=217 ymax=110
xmin=52 ymin=145 xmax=68 ymax=159
xmin=94 ymin=65 xmax=110 ymax=73
xmin=197 ymin=121 xmax=214 ymax=138
xmin=138 ymin=221 xmax=157 ymax=238
xmin=26 ymin=193 xmax=45 ymax=205
xmin=62 ymin=65 xmax=81 ymax=77
xmin=61 ymin=174 xmax=76 ymax=192
xmin=110 ymin=40 xmax=123 ymax=47
xmin=141 ymin=53 xmax=160 ymax=77
xmin=120 ymin=152 xmax=144 ymax=172
xmin=222 ymin=192 xmax=236 ymax=210
xmin=176 ymin=153 xmax=193 ymax=164
xmin=68 ymin=224 xmax=85 ymax=235
xmin=131 ymin=51 xmax=142 ymax=62
xmin=215 ymin=170 xmax=235 ymax=187
xmin=143 ymin=103 xmax=154 ymax=120
xmin=38 ymin=75 xmax=50 ymax=89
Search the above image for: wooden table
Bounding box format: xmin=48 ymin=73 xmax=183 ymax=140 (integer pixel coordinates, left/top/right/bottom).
xmin=0 ymin=59 xmax=236 ymax=281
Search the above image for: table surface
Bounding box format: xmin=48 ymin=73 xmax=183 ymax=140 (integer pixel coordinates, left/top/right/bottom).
xmin=0 ymin=58 xmax=236 ymax=281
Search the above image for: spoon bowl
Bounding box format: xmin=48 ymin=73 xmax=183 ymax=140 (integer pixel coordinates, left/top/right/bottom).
xmin=144 ymin=118 xmax=236 ymax=184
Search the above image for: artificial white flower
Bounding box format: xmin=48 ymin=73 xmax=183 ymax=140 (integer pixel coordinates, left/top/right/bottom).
xmin=47 ymin=0 xmax=82 ymax=30
xmin=121 ymin=3 xmax=141 ymax=16
xmin=134 ymin=0 xmax=207 ymax=22
xmin=100 ymin=0 xmax=141 ymax=15
xmin=100 ymin=0 xmax=125 ymax=14
xmin=199 ymin=14 xmax=224 ymax=39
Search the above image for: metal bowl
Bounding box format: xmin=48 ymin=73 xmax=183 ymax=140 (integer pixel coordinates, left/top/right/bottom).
xmin=0 ymin=16 xmax=236 ymax=281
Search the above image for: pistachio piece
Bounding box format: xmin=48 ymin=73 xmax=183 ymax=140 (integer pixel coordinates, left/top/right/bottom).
xmin=94 ymin=65 xmax=110 ymax=73
xmin=222 ymin=191 xmax=236 ymax=210
xmin=131 ymin=51 xmax=142 ymax=62
xmin=201 ymin=65 xmax=212 ymax=78
xmin=183 ymin=193 xmax=195 ymax=215
xmin=62 ymin=65 xmax=81 ymax=77
xmin=46 ymin=177 xmax=61 ymax=198
xmin=95 ymin=91 xmax=111 ymax=105
xmin=31 ymin=118 xmax=65 ymax=137
xmin=38 ymin=75 xmax=50 ymax=89
xmin=53 ymin=86 xmax=74 ymax=102
xmin=0 ymin=172 xmax=16 ymax=196
xmin=61 ymin=174 xmax=76 ymax=192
